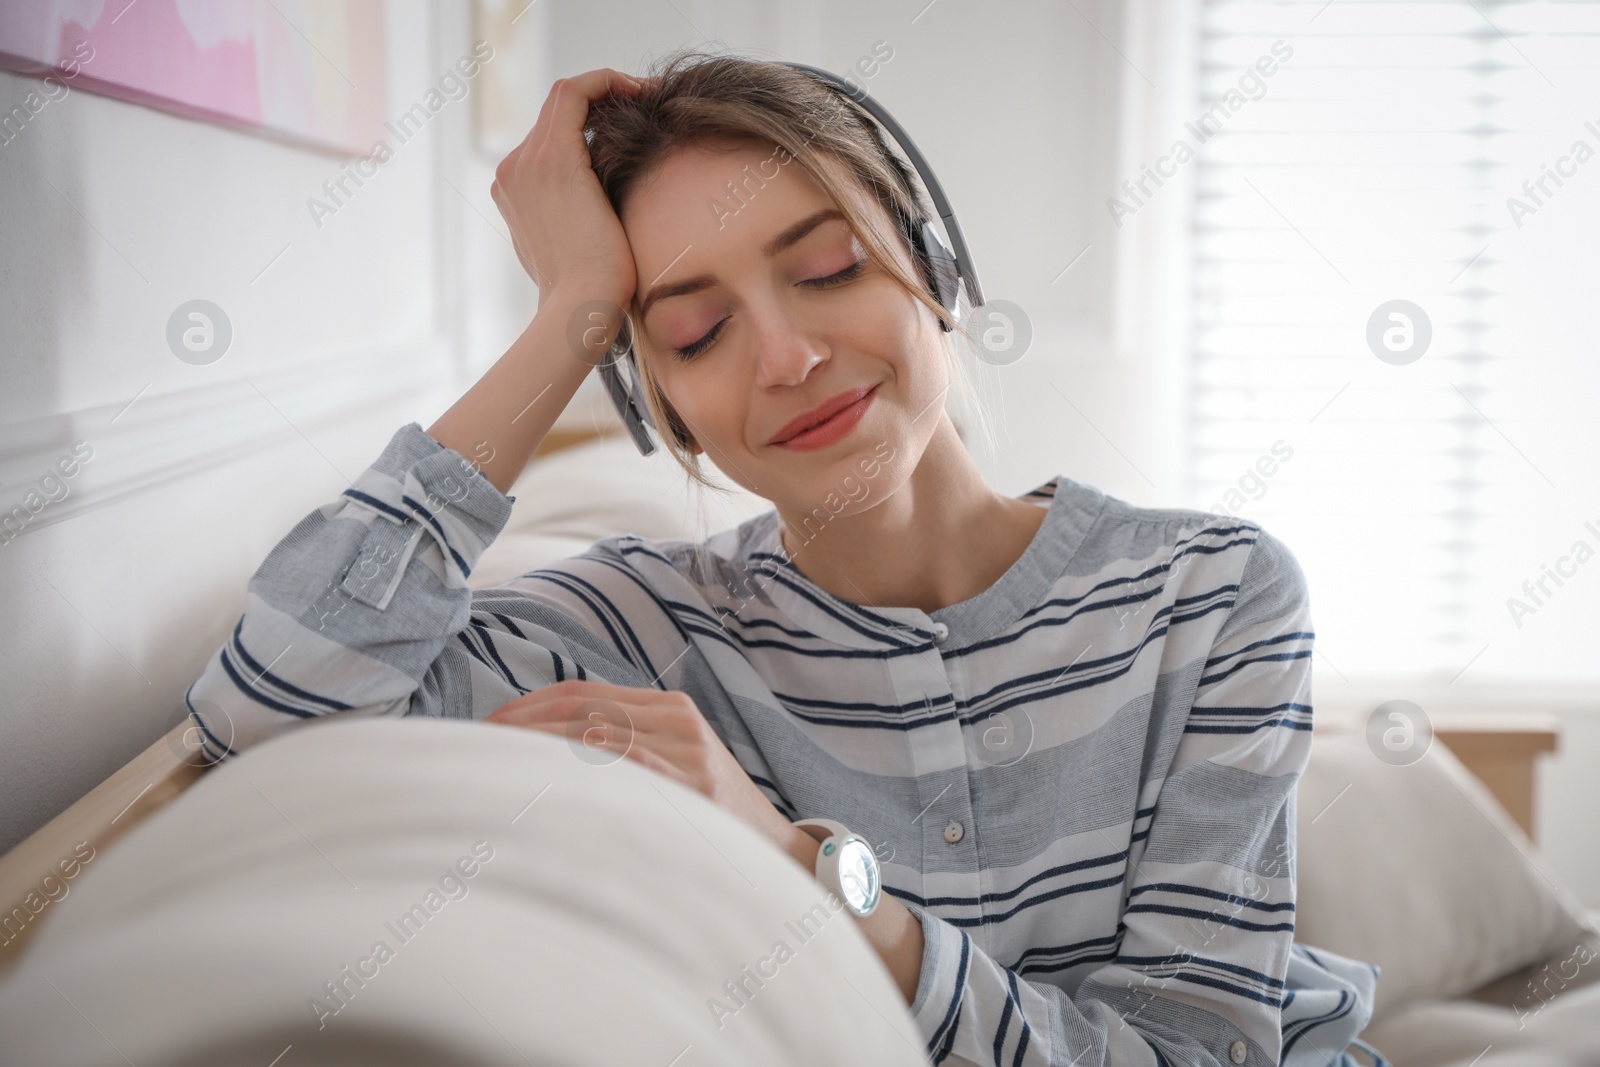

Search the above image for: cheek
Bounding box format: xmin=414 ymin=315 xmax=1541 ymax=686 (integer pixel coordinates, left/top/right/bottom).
xmin=832 ymin=276 xmax=919 ymax=350
xmin=656 ymin=360 xmax=739 ymax=443
xmin=851 ymin=278 xmax=940 ymax=378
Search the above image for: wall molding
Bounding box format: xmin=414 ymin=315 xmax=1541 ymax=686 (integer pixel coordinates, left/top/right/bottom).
xmin=0 ymin=340 xmax=455 ymax=541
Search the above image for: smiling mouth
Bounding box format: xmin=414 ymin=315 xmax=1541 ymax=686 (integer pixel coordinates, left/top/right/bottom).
xmin=770 ymin=384 xmax=878 ymax=446
xmin=770 ymin=384 xmax=879 ymax=450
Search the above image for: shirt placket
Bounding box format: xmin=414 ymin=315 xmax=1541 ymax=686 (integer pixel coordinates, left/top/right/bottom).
xmin=884 ymin=622 xmax=980 ymax=928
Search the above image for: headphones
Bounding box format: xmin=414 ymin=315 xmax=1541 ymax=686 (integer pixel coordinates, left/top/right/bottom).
xmin=596 ymin=60 xmax=986 ymax=456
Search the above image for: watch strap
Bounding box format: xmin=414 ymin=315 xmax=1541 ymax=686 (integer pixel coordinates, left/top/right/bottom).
xmin=793 ymin=817 xmax=850 ymax=844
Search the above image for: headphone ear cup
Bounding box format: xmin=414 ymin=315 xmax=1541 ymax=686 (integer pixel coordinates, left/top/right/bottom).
xmin=626 ymin=347 xmax=692 ymax=449
xmin=919 ymin=220 xmax=961 ymax=317
xmin=606 ymin=316 xmax=655 ymax=434
xmin=623 ymin=351 xmax=657 ymax=433
xmin=598 ymin=318 xmax=661 ymax=456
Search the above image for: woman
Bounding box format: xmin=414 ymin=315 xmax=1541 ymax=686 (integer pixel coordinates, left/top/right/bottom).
xmin=187 ymin=50 xmax=1384 ymax=1067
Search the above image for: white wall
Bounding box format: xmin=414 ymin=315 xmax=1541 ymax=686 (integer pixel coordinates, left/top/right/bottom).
xmin=0 ymin=2 xmax=484 ymax=854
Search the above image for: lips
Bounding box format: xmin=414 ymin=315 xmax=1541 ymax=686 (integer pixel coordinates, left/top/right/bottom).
xmin=769 ymin=384 xmax=877 ymax=445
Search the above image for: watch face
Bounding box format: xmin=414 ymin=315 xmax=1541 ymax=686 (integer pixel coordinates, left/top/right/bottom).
xmin=837 ymin=838 xmax=880 ymax=913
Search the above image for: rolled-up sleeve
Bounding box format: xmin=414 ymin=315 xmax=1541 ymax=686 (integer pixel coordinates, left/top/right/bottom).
xmin=183 ymin=422 xmax=515 ymax=763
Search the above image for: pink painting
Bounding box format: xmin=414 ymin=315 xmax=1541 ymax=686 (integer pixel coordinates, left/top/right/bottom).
xmin=0 ymin=0 xmax=387 ymax=156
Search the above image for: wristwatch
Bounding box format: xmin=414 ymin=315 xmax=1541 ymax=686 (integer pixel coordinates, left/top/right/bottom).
xmin=794 ymin=817 xmax=881 ymax=917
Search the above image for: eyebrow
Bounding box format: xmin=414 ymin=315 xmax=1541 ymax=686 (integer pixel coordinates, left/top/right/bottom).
xmin=637 ymin=208 xmax=848 ymax=321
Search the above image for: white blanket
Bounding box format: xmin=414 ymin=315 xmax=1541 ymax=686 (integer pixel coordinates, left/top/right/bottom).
xmin=0 ymin=717 xmax=928 ymax=1066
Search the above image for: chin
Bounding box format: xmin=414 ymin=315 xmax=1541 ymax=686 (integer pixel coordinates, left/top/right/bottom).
xmin=780 ymin=435 xmax=904 ymax=514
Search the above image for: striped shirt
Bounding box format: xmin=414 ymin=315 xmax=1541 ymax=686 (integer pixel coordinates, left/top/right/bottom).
xmin=187 ymin=421 xmax=1384 ymax=1067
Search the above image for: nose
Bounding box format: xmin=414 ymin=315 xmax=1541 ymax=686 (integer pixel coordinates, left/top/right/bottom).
xmin=750 ymin=301 xmax=827 ymax=389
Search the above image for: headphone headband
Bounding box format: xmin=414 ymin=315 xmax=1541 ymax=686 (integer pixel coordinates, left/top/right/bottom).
xmin=597 ymin=60 xmax=983 ymax=456
xmin=780 ymin=61 xmax=984 ymax=308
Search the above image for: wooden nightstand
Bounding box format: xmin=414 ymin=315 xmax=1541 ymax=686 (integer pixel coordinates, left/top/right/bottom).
xmin=1432 ymin=714 xmax=1560 ymax=844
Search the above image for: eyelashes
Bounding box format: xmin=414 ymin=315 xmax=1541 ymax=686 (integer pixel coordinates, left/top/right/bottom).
xmin=672 ymin=259 xmax=867 ymax=361
xmin=809 ymin=258 xmax=867 ymax=290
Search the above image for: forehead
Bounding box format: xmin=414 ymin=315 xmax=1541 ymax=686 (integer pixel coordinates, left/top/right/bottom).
xmin=620 ymin=137 xmax=847 ymax=270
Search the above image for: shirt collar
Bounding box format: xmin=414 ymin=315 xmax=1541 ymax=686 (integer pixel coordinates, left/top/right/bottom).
xmin=729 ymin=475 xmax=1104 ymax=651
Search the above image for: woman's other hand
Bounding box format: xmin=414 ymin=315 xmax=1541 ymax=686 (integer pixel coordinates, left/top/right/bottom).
xmin=486 ymin=680 xmax=806 ymax=860
xmin=489 ymin=68 xmax=650 ymax=309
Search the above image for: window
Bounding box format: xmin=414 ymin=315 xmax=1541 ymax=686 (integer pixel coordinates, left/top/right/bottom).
xmin=1188 ymin=0 xmax=1600 ymax=683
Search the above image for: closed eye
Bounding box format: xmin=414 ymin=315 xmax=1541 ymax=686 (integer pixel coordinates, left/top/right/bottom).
xmin=672 ymin=259 xmax=868 ymax=361
xmin=802 ymin=258 xmax=866 ymax=290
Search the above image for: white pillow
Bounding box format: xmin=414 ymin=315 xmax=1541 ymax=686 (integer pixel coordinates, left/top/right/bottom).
xmin=1294 ymin=728 xmax=1595 ymax=1024
xmin=1360 ymin=982 xmax=1600 ymax=1067
xmin=0 ymin=718 xmax=927 ymax=1066
xmin=471 ymin=433 xmax=773 ymax=589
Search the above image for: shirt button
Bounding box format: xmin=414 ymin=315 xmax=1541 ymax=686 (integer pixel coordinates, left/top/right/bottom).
xmin=932 ymin=621 xmax=950 ymax=643
xmin=943 ymin=820 xmax=964 ymax=844
xmin=1229 ymin=1040 xmax=1247 ymax=1064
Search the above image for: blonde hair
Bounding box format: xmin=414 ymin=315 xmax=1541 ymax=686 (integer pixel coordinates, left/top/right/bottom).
xmin=583 ymin=45 xmax=997 ymax=494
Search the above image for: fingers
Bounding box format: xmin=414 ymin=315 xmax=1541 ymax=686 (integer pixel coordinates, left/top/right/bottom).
xmin=487 ymin=678 xmax=659 ymax=717
xmin=485 ymin=67 xmax=651 ymax=294
xmin=510 ymin=715 xmax=692 ymax=791
xmin=486 ymin=681 xmax=651 ymax=729
xmin=486 ymin=683 xmax=705 ymax=759
xmin=493 ymin=68 xmax=646 ymax=196
xmin=537 ymin=67 xmax=649 ymax=153
xmin=538 ymin=677 xmax=667 ymax=703
xmin=488 ymin=699 xmax=642 ymax=738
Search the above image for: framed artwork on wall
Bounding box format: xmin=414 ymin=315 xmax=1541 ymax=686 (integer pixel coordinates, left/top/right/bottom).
xmin=0 ymin=0 xmax=388 ymax=156
xmin=471 ymin=0 xmax=543 ymax=158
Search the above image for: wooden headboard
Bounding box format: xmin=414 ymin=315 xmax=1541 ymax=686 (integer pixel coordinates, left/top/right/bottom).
xmin=0 ymin=723 xmax=206 ymax=964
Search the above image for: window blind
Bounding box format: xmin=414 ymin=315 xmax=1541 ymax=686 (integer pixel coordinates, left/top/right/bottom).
xmin=1187 ymin=0 xmax=1600 ymax=682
